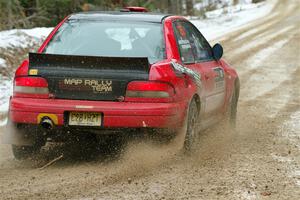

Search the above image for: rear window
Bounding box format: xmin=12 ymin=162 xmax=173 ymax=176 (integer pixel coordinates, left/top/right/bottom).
xmin=44 ymin=20 xmax=165 ymax=64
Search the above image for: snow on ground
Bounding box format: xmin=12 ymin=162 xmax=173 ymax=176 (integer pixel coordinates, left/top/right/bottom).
xmin=0 ymin=27 xmax=53 ymax=49
xmin=0 ymin=77 xmax=11 ymax=124
xmin=194 ymin=0 xmax=257 ymax=10
xmin=195 ymin=0 xmax=254 ymax=11
xmin=277 ymin=110 xmax=300 ymax=186
xmin=191 ymin=0 xmax=277 ymax=41
xmin=0 ymin=58 xmax=5 ymax=66
xmin=0 ymin=0 xmax=276 ymax=125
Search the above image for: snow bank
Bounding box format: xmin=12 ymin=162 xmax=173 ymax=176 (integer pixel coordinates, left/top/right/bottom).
xmin=0 ymin=78 xmax=12 ymax=108
xmin=21 ymin=27 xmax=53 ymax=39
xmin=0 ymin=27 xmax=53 ymax=48
xmin=0 ymin=101 xmax=9 ymax=113
xmin=0 ymin=78 xmax=11 ymax=125
xmin=0 ymin=58 xmax=5 ymax=66
xmin=191 ymin=0 xmax=277 ymax=41
xmin=194 ymin=0 xmax=254 ymax=10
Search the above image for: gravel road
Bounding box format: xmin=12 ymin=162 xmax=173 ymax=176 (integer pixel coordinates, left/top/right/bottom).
xmin=0 ymin=0 xmax=299 ymax=199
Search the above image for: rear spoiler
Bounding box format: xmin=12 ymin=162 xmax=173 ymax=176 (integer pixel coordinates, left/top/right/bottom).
xmin=121 ymin=7 xmax=148 ymax=12
xmin=29 ymin=53 xmax=150 ymax=72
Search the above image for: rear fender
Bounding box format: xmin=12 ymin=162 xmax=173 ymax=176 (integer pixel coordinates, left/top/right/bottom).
xmin=149 ymin=60 xmax=198 ymax=103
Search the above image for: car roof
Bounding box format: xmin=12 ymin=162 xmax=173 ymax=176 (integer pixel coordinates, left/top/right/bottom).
xmin=69 ymin=12 xmax=173 ymax=23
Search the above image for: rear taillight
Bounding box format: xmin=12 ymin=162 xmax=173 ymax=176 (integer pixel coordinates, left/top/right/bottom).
xmin=15 ymin=60 xmax=29 ymax=77
xmin=125 ymin=81 xmax=175 ymax=102
xmin=14 ymin=77 xmax=49 ymax=98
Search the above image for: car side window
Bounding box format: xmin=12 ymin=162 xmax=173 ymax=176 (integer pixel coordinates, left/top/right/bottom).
xmin=188 ymin=22 xmax=213 ymax=61
xmin=174 ymin=21 xmax=213 ymax=63
xmin=173 ymin=21 xmax=195 ymax=64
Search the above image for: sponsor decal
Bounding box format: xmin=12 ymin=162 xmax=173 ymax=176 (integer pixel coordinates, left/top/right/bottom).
xmin=178 ymin=39 xmax=190 ymax=45
xmin=213 ymin=67 xmax=225 ymax=90
xmin=181 ymin=44 xmax=192 ymax=49
xmin=29 ymin=69 xmax=38 ymax=75
xmin=61 ymin=78 xmax=113 ymax=93
xmin=171 ymin=60 xmax=202 ymax=88
xmin=178 ymin=39 xmax=192 ymax=49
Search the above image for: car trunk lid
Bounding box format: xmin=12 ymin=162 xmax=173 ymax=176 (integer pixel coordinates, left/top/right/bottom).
xmin=28 ymin=53 xmax=150 ymax=101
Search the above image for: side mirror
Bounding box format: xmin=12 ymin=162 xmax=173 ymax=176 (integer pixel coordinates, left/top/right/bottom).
xmin=212 ymin=43 xmax=223 ymax=61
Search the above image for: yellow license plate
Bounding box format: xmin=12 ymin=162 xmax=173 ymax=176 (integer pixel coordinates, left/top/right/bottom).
xmin=69 ymin=112 xmax=102 ymax=126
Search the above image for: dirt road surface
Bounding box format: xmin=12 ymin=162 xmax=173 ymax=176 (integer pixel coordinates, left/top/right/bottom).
xmin=0 ymin=0 xmax=299 ymax=199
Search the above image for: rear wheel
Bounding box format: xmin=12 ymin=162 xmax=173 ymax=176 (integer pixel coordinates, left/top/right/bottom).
xmin=183 ymin=99 xmax=199 ymax=153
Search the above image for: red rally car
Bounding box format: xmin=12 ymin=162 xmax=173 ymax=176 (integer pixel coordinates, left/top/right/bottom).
xmin=5 ymin=10 xmax=239 ymax=159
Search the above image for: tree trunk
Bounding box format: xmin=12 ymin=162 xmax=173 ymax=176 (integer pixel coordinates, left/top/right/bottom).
xmin=168 ymin=0 xmax=178 ymax=14
xmin=186 ymin=0 xmax=194 ymax=16
xmin=8 ymin=0 xmax=12 ymax=29
xmin=159 ymin=0 xmax=168 ymax=13
xmin=178 ymin=0 xmax=183 ymax=15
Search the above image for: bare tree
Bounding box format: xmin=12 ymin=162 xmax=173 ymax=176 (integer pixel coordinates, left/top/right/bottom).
xmin=7 ymin=0 xmax=13 ymax=29
xmin=233 ymin=0 xmax=239 ymax=5
xmin=178 ymin=0 xmax=183 ymax=14
xmin=186 ymin=0 xmax=194 ymax=15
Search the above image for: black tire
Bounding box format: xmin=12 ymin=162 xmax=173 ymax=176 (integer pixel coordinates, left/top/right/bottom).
xmin=184 ymin=99 xmax=199 ymax=153
xmin=12 ymin=144 xmax=42 ymax=160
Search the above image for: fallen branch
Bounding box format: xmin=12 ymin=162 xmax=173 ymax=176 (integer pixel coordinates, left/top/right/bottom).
xmin=39 ymin=154 xmax=63 ymax=170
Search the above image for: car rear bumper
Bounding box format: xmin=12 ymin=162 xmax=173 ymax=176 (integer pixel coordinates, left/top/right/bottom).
xmin=9 ymin=97 xmax=187 ymax=129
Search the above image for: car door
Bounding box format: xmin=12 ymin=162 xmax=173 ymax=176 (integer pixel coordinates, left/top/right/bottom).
xmin=173 ymin=20 xmax=225 ymax=115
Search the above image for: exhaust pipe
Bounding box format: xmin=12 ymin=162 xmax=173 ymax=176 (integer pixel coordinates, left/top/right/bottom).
xmin=40 ymin=117 xmax=54 ymax=130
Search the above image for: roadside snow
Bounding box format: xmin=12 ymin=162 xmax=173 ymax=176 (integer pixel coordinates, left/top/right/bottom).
xmin=194 ymin=0 xmax=253 ymax=10
xmin=21 ymin=28 xmax=53 ymax=39
xmin=0 ymin=58 xmax=5 ymax=66
xmin=191 ymin=0 xmax=277 ymax=41
xmin=0 ymin=78 xmax=11 ymax=125
xmin=0 ymin=78 xmax=12 ymax=109
xmin=0 ymin=101 xmax=9 ymax=114
xmin=0 ymin=27 xmax=53 ymax=48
